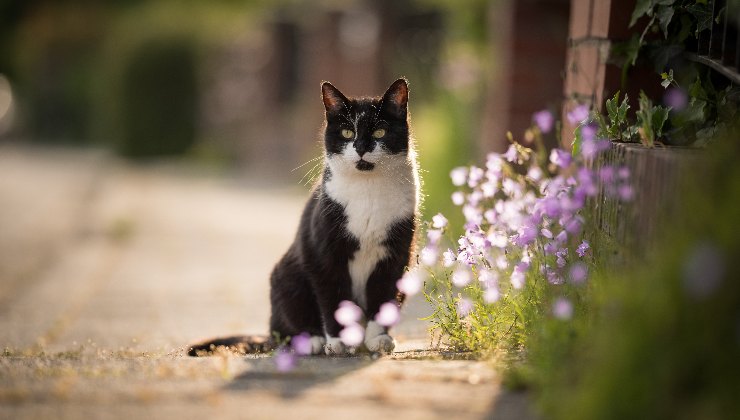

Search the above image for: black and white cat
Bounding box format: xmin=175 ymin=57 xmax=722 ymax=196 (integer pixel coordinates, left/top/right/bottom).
xmin=189 ymin=78 xmax=419 ymax=356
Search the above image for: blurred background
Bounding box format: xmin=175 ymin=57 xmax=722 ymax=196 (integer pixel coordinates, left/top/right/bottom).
xmin=0 ymin=0 xmax=572 ymax=219
xmin=0 ymin=0 xmax=573 ymax=356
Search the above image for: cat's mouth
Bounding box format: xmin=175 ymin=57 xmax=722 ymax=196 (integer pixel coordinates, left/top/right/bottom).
xmin=355 ymin=159 xmax=375 ymax=171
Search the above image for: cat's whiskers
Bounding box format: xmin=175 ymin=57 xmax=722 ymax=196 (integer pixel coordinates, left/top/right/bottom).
xmin=292 ymin=155 xmax=324 ymax=172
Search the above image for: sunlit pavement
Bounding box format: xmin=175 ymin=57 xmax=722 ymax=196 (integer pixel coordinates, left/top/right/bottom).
xmin=0 ymin=144 xmax=535 ymax=419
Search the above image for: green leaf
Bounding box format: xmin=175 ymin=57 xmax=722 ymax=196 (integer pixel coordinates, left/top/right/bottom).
xmin=618 ymin=94 xmax=630 ymax=122
xmin=656 ymin=5 xmax=675 ymax=38
xmin=606 ymin=91 xmax=620 ymax=121
xmin=630 ymin=0 xmax=653 ymax=27
xmin=636 ymin=91 xmax=655 ymax=147
xmin=571 ymin=125 xmax=582 ymax=157
xmin=651 ymin=106 xmax=671 ymax=138
xmin=688 ymin=77 xmax=707 ymax=101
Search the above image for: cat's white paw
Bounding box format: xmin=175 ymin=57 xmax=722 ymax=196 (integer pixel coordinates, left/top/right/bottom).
xmin=365 ymin=334 xmax=395 ymax=353
xmin=310 ymin=336 xmax=326 ymax=355
xmin=325 ymin=337 xmax=346 ymax=355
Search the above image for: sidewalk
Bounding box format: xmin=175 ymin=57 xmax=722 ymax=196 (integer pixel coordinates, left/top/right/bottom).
xmin=0 ymin=145 xmax=536 ymax=419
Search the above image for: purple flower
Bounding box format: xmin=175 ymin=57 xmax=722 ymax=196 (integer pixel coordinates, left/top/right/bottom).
xmin=339 ymin=324 xmax=364 ymax=346
xmin=274 ymin=348 xmax=296 ymax=372
xmin=576 ymin=240 xmax=590 ymax=257
xmin=484 ymin=287 xmax=500 ymax=304
xmin=664 ymin=87 xmax=688 ymax=111
xmin=599 ymin=166 xmax=615 ymax=183
xmin=457 ymin=297 xmax=474 ymax=317
xmin=512 ymin=226 xmax=537 ymax=247
xmin=618 ymin=166 xmax=630 ymax=180
xmin=452 ymin=268 xmax=472 ymax=287
xmin=567 ymin=104 xmax=589 ymax=125
xmin=427 ymin=229 xmax=442 ymax=245
xmin=452 ymin=191 xmax=465 ymax=206
xmin=544 ymin=241 xmax=558 ymax=255
xmin=547 ymin=269 xmax=564 ymax=285
xmin=397 ymin=270 xmax=425 ymax=296
xmin=450 ymin=167 xmax=468 ymax=186
xmin=504 ymin=144 xmax=519 ymax=163
xmin=618 ymin=184 xmax=634 ymax=201
xmin=539 ymin=197 xmax=562 ymax=218
xmin=562 ymin=216 xmax=583 ymax=235
xmin=291 ymin=333 xmax=313 ymax=356
xmin=375 ymin=302 xmax=401 ymax=327
xmin=420 ymin=245 xmax=438 ymax=266
xmin=533 ymin=110 xmax=554 ymax=133
xmin=432 ymin=213 xmax=449 ymax=229
xmin=581 ymin=123 xmax=597 ymax=142
xmin=581 ymin=138 xmax=610 ymax=161
xmin=527 ymin=166 xmax=544 ymax=182
xmin=541 ymin=228 xmax=553 ymax=239
xmin=442 ymin=249 xmax=457 ymax=267
xmin=682 ymin=242 xmax=725 ymax=300
xmin=335 ymin=301 xmax=363 ymax=326
xmin=468 ymin=166 xmax=485 ymax=188
xmin=550 ymin=149 xmax=572 ymax=168
xmin=555 ymin=230 xmax=568 ymax=244
xmin=478 ymin=269 xmax=499 ymax=287
xmin=577 ymin=168 xmax=598 ymax=196
xmin=569 ymin=262 xmax=588 ymax=284
xmin=481 ymin=180 xmax=497 ymax=197
xmin=510 ymin=270 xmax=525 ymax=289
xmin=552 ymin=297 xmax=573 ymax=320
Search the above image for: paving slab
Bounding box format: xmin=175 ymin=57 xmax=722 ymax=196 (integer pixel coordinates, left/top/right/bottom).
xmin=0 ymin=145 xmax=537 ymax=419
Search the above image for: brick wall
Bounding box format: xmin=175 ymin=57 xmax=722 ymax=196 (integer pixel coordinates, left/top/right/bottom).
xmin=562 ymin=0 xmax=664 ymax=147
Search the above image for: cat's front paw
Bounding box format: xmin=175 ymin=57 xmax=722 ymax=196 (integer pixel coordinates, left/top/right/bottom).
xmin=310 ymin=336 xmax=326 ymax=355
xmin=324 ymin=337 xmax=346 ymax=355
xmin=365 ymin=334 xmax=395 ymax=353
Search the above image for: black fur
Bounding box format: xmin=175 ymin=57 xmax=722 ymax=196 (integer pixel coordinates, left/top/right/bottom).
xmin=188 ymin=79 xmax=416 ymax=356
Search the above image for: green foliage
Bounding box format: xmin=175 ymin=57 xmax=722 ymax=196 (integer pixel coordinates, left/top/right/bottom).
xmin=610 ymin=0 xmax=738 ymax=147
xmin=423 ymin=248 xmax=549 ymax=355
xmin=595 ymin=91 xmax=636 ymax=142
xmin=636 ymin=91 xmax=671 ymax=147
xmin=118 ymin=36 xmax=198 ymax=157
xmin=531 ymin=129 xmax=740 ymax=419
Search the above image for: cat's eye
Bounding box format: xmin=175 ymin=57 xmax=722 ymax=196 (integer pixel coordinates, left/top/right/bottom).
xmin=372 ymin=129 xmax=386 ymax=138
xmin=341 ymin=129 xmax=354 ymax=139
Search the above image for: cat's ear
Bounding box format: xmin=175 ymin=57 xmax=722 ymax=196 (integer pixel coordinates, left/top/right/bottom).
xmin=381 ymin=78 xmax=409 ymax=119
xmin=321 ymin=82 xmax=349 ymax=115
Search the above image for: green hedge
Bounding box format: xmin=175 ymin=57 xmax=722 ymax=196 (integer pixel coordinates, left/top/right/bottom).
xmin=117 ymin=36 xmax=198 ymax=157
xmin=526 ymin=129 xmax=740 ymax=419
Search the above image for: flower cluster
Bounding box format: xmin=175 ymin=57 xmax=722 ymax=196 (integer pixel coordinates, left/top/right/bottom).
xmin=415 ymin=106 xmax=633 ymax=327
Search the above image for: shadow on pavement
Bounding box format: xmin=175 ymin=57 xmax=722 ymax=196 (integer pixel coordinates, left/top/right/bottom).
xmin=225 ymin=355 xmax=375 ymax=399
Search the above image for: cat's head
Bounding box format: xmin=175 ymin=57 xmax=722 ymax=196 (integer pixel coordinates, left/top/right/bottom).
xmin=321 ymin=79 xmax=410 ymax=174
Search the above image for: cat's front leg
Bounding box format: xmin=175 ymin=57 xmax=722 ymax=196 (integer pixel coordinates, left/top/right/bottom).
xmin=364 ymin=320 xmax=395 ymax=353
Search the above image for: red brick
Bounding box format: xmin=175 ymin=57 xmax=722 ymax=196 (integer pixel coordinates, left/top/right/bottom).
xmin=590 ymin=0 xmax=611 ymax=38
xmin=569 ymin=0 xmax=593 ymax=40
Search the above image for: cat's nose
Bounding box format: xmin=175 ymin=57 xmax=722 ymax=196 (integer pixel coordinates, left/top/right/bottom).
xmin=354 ymin=139 xmax=375 ymax=157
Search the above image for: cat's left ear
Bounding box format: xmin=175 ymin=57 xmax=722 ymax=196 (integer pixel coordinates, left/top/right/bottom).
xmin=381 ymin=78 xmax=409 ymax=119
xmin=322 ymin=82 xmax=349 ymax=115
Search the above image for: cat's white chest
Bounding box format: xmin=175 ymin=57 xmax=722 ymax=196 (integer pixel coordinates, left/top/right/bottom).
xmin=324 ymin=163 xmax=417 ymax=308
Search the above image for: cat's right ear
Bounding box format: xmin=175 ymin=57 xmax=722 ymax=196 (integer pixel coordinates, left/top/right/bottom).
xmin=321 ymin=82 xmax=348 ymax=115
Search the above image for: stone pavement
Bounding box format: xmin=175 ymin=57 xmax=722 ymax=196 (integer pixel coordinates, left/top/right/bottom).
xmin=0 ymin=144 xmax=537 ymax=419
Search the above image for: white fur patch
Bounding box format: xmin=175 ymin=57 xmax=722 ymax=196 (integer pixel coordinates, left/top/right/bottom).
xmin=364 ymin=320 xmax=385 ymax=341
xmin=364 ymin=320 xmax=395 ymax=353
xmin=310 ymin=336 xmax=326 ymax=355
xmin=325 ymin=337 xmax=346 ymax=355
xmin=325 ymin=144 xmax=419 ymax=309
xmin=365 ymin=334 xmax=395 ymax=353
